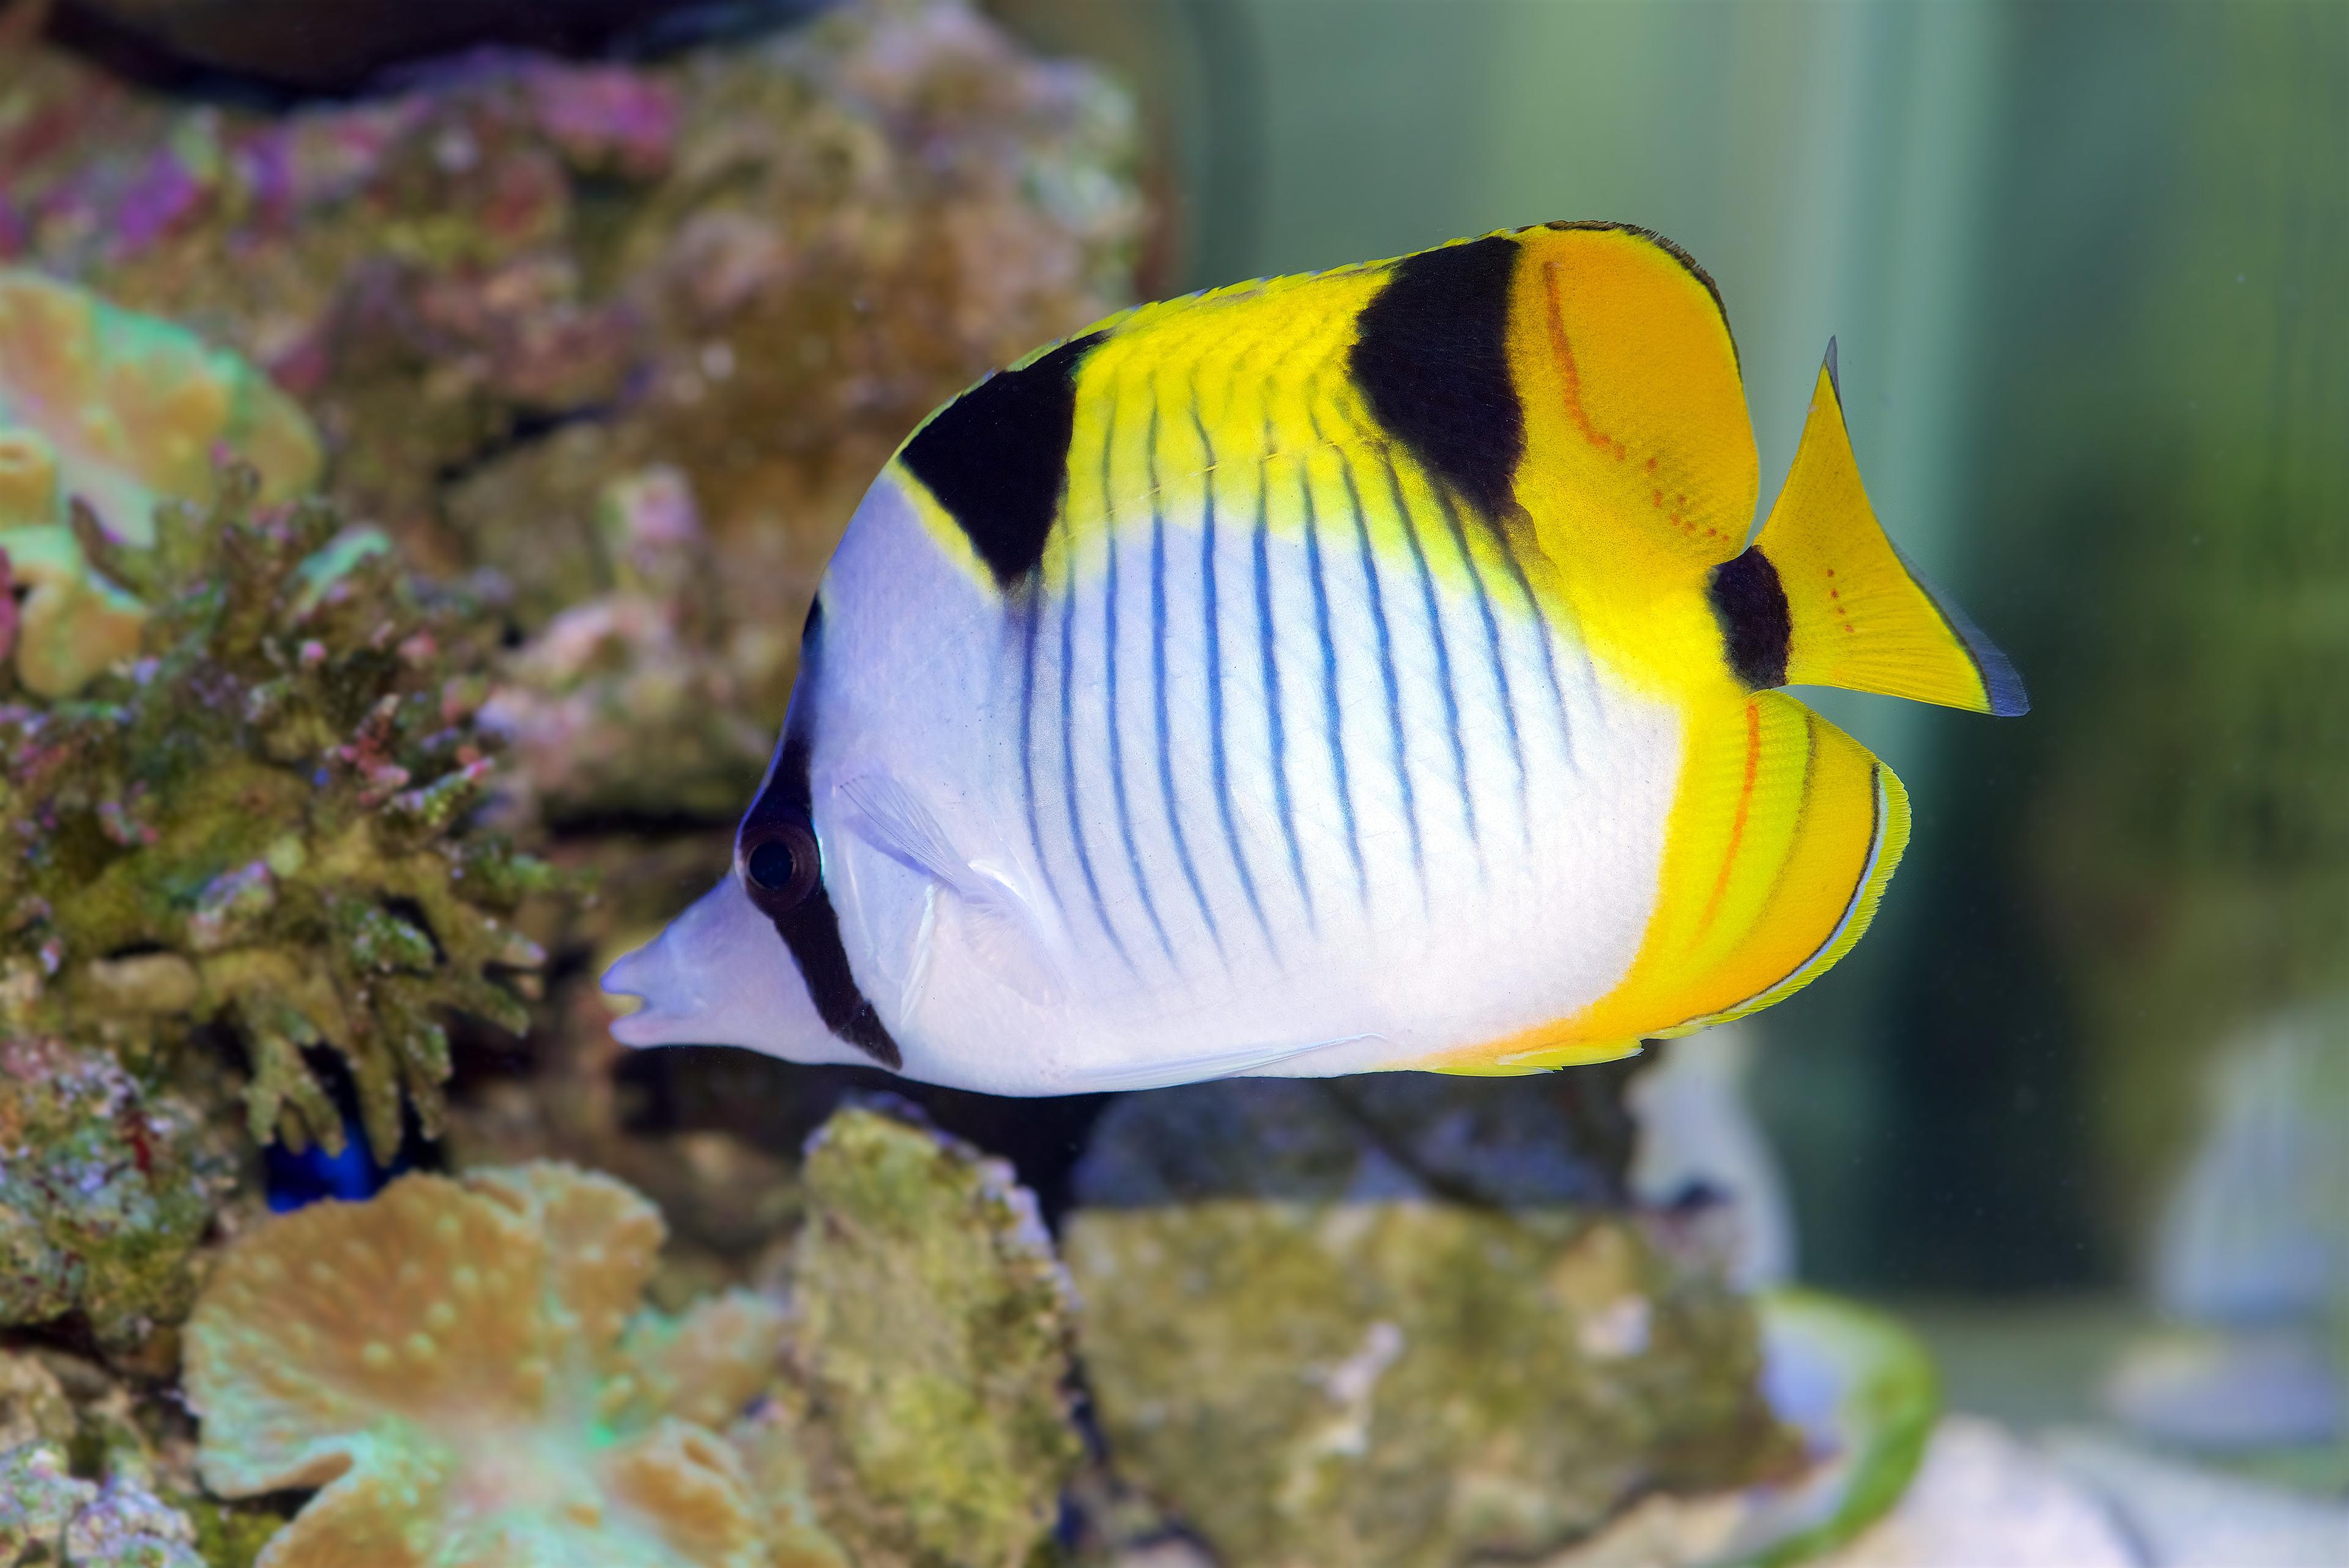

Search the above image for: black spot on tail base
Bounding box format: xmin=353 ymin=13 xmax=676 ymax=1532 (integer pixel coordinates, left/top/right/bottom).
xmin=899 ymin=331 xmax=1106 ymax=587
xmin=1349 ymin=235 xmax=1525 ymax=520
xmin=1709 ymin=546 xmax=1792 ymax=690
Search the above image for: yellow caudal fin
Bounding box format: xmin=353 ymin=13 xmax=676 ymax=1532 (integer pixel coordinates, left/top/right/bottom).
xmin=1433 ymin=692 xmax=1910 ymax=1076
xmin=1750 ymin=344 xmax=2028 ymax=716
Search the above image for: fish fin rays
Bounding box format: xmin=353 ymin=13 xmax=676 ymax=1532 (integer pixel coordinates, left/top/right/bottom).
xmin=1437 ymin=693 xmax=1909 ymax=1071
xmin=836 ymin=773 xmax=1066 ymax=1006
xmin=1756 ymin=351 xmax=2027 ymax=716
xmin=1507 ymin=223 xmax=1759 ymax=568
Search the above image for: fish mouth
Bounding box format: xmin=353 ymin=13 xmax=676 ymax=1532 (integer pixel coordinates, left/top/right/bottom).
xmin=596 ymin=873 xmax=858 ymax=1064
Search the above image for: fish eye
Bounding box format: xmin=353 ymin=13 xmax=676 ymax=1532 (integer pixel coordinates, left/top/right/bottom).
xmin=740 ymin=821 xmax=820 ymax=915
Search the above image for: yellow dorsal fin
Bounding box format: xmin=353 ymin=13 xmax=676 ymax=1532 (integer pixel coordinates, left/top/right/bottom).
xmin=1507 ymin=223 xmax=1759 ymax=571
xmin=1754 ymin=344 xmax=2028 ymax=716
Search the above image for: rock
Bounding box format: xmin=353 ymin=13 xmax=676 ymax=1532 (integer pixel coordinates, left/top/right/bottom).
xmin=1064 ymin=1197 xmax=1795 ymax=1568
xmin=0 ymin=1036 xmax=232 ymax=1349
xmin=1071 ymin=1067 xmax=1642 ymax=1211
xmin=0 ymin=1350 xmax=76 ymax=1452
xmin=777 ymin=1103 xmax=1083 ymax=1568
xmin=6 ymin=0 xmax=1142 ymax=821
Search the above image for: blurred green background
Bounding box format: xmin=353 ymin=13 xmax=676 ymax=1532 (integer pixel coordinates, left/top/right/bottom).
xmin=999 ymin=0 xmax=2349 ymax=1300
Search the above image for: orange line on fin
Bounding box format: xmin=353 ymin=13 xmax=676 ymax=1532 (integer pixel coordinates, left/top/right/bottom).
xmin=1544 ymin=259 xmax=1627 ymax=460
xmin=1695 ymin=700 xmax=1762 ymax=938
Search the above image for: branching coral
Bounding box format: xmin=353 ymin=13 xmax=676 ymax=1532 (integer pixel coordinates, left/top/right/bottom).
xmin=0 ymin=472 xmax=550 ymax=1161
xmin=187 ymin=1161 xmax=784 ymax=1568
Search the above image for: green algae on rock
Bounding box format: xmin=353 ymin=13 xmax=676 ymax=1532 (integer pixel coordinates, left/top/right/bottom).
xmin=773 ymin=1104 xmax=1083 ymax=1568
xmin=1064 ymin=1200 xmax=1798 ymax=1568
xmin=0 ymin=473 xmax=550 ymax=1161
xmin=0 ymin=1037 xmax=234 ymax=1351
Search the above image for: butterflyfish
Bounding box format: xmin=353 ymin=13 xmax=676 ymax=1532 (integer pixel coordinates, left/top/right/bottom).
xmin=603 ymin=221 xmax=2027 ymax=1093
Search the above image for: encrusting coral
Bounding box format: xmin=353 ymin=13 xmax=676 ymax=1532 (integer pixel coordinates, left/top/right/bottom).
xmin=0 ymin=468 xmax=550 ymax=1165
xmin=0 ymin=270 xmax=322 ymax=700
xmin=0 ymin=1441 xmax=207 ymax=1568
xmin=0 ymin=1035 xmax=234 ymax=1351
xmin=182 ymin=1106 xmax=1082 ymax=1568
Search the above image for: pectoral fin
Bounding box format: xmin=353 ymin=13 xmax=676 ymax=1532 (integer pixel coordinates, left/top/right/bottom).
xmin=834 ymin=774 xmax=1066 ymax=1006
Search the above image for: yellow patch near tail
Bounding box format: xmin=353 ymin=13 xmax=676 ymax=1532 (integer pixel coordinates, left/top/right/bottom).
xmin=1506 ymin=224 xmax=1758 ymax=578
xmin=1758 ymin=350 xmax=2029 ymax=716
xmin=1429 ymin=691 xmax=1909 ymax=1075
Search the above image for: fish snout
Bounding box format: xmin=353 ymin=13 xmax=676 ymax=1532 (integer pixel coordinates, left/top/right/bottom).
xmin=599 ymin=873 xmax=841 ymax=1060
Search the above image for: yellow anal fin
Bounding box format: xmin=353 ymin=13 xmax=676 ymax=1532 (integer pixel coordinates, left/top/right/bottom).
xmin=1459 ymin=693 xmax=1910 ymax=1074
xmin=1757 ymin=347 xmax=2028 ymax=716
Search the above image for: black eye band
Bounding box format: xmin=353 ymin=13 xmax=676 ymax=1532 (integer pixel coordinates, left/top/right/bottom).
xmin=738 ymin=722 xmax=903 ymax=1072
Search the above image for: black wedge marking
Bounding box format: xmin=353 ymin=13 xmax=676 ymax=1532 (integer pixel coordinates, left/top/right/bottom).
xmin=741 ymin=607 xmax=901 ymax=1070
xmin=1709 ymin=545 xmax=1792 ymax=690
xmin=1348 ymin=235 xmax=1525 ymax=520
xmin=1196 ymin=406 xmax=1275 ymax=955
xmin=899 ymin=330 xmax=1106 ymax=586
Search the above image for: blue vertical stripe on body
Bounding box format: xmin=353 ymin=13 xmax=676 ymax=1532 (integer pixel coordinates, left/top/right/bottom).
xmin=1256 ymin=414 xmax=1316 ymax=928
xmin=1298 ymin=422 xmax=1370 ymax=907
xmin=1487 ymin=516 xmax=1576 ymax=772
xmin=1432 ymin=486 xmax=1530 ymax=839
xmin=1316 ymin=407 xmax=1422 ymax=900
xmin=1100 ymin=389 xmax=1179 ymax=969
xmin=1378 ymin=449 xmax=1479 ymax=863
xmin=1146 ymin=402 xmax=1223 ymax=960
xmin=1058 ymin=530 xmax=1133 ymax=971
xmin=1195 ymin=409 xmax=1277 ymax=956
xmin=1017 ymin=593 xmax=1062 ymax=903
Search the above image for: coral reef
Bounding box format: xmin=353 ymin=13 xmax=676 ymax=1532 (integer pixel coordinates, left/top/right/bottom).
xmin=0 ymin=1443 xmax=206 ymax=1568
xmin=767 ymin=1103 xmax=1083 ymax=1568
xmin=187 ymin=1160 xmax=782 ymax=1568
xmin=1065 ymin=1198 xmax=1797 ymax=1568
xmin=0 ymin=270 xmax=322 ymax=697
xmin=184 ymin=1106 xmax=1080 ymax=1568
xmin=481 ymin=465 xmax=772 ymax=826
xmin=2 ymin=0 xmax=1141 ymax=819
xmin=0 ymin=1037 xmax=234 ymax=1351
xmin=0 ymin=473 xmax=550 ymax=1166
